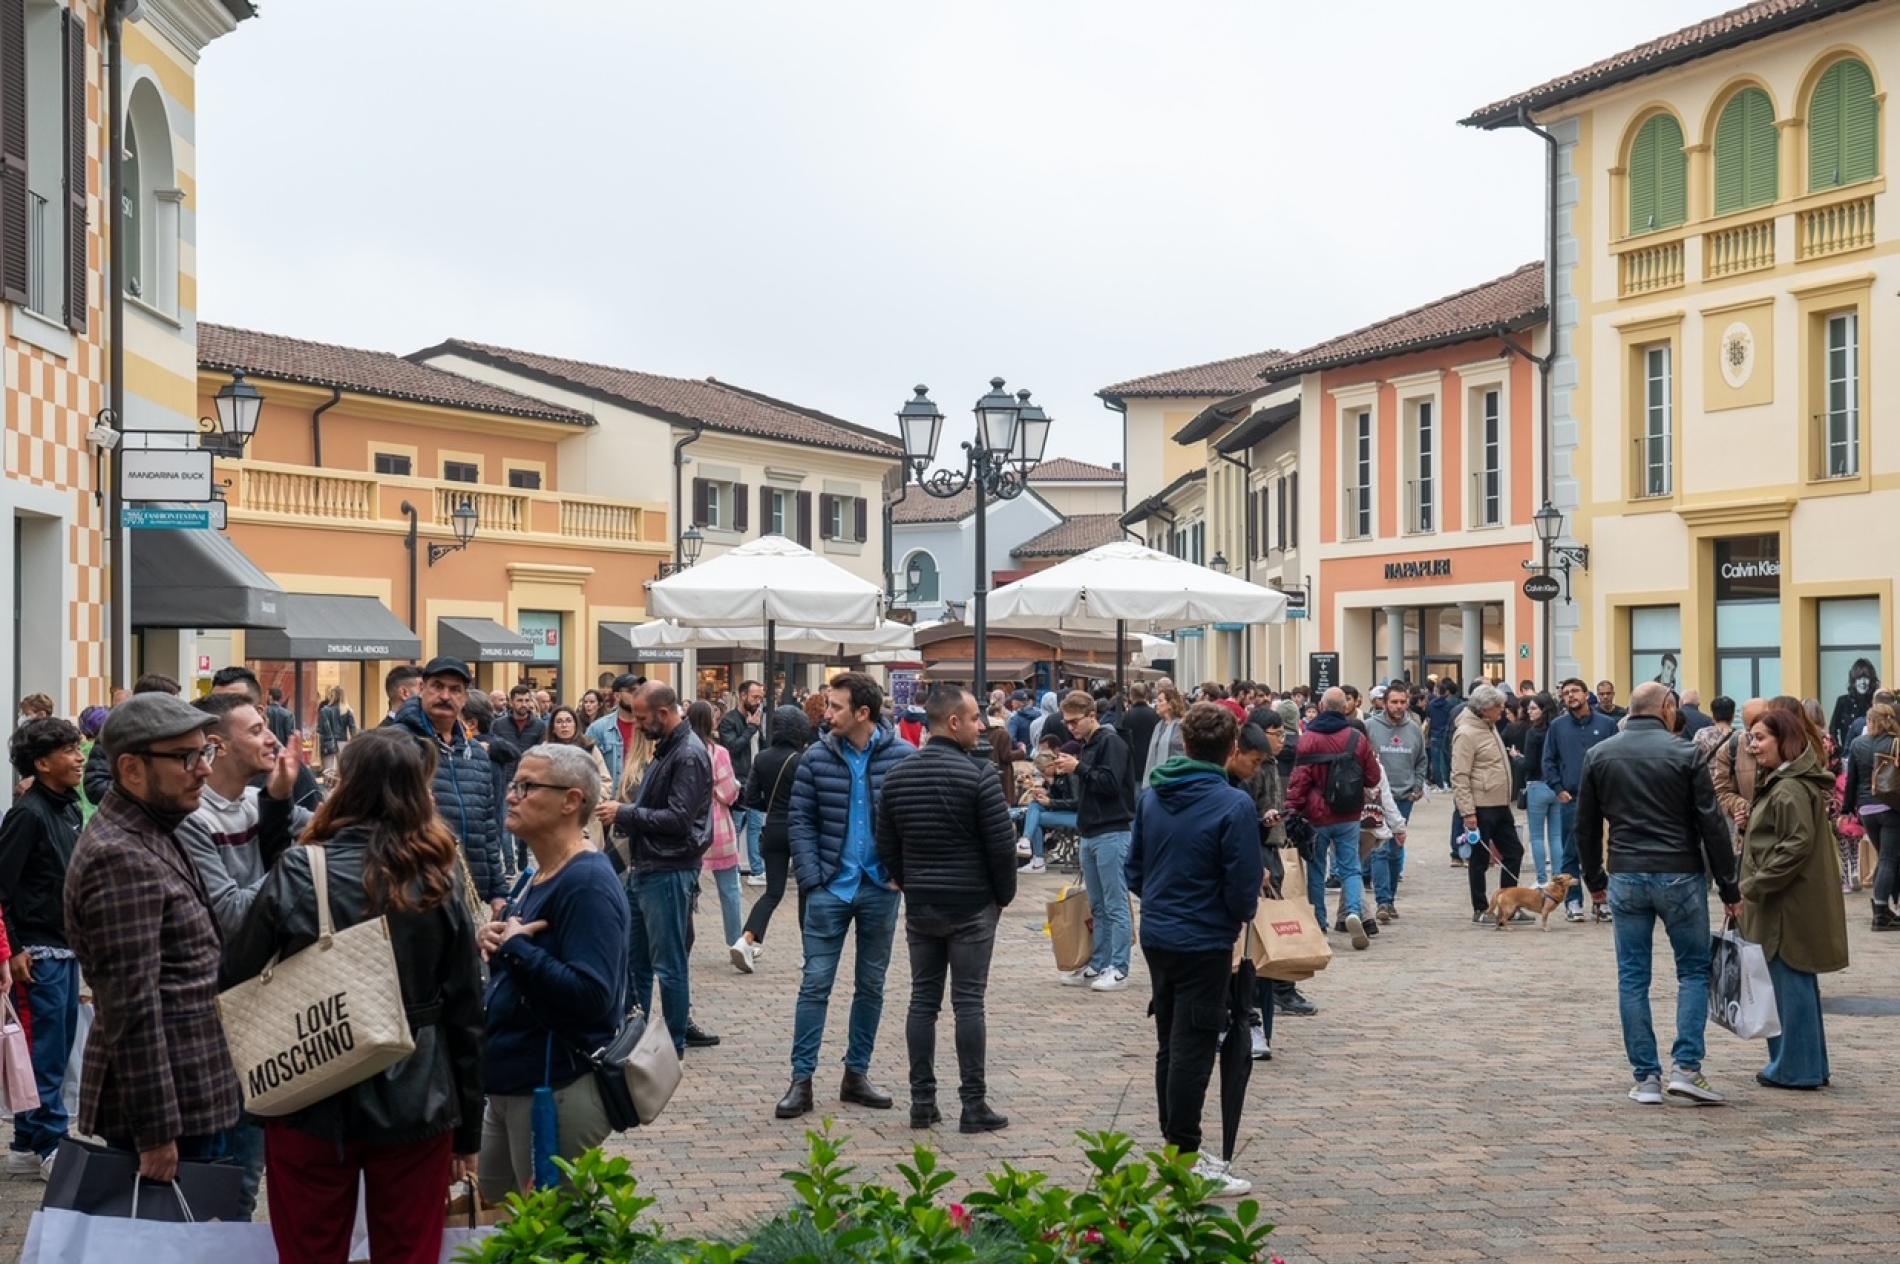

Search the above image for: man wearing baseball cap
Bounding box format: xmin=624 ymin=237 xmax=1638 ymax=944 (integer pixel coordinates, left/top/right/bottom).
xmin=390 ymin=655 xmax=507 ymax=914
xmin=64 ymin=694 xmax=242 ymax=1184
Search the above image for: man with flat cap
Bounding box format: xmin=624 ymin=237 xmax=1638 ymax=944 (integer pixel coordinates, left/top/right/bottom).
xmin=391 ymin=655 xmax=508 ymax=916
xmin=64 ymin=694 xmax=243 ymax=1183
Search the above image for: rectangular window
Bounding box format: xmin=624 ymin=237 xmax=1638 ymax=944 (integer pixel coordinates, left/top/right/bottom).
xmin=1817 ymin=596 xmax=1882 ymax=704
xmin=1642 ymin=345 xmax=1673 ymax=498
xmin=1349 ymin=410 xmax=1373 ymax=539
xmin=1825 ymin=312 xmax=1860 ymax=478
xmin=1476 ymin=389 xmax=1502 ymax=527
xmin=506 ymin=468 xmax=541 ymax=490
xmin=372 ymin=452 xmax=412 ymax=477
xmin=769 ymin=489 xmax=788 ymax=537
xmin=705 ymin=482 xmax=724 ymax=530
xmin=826 ymin=496 xmax=845 ymax=541
xmin=1275 ymin=476 xmax=1287 ymax=550
xmin=1629 ymin=605 xmax=1683 ymax=692
xmin=443 ymin=460 xmax=479 ymax=484
xmin=1409 ymin=401 xmax=1434 ymax=533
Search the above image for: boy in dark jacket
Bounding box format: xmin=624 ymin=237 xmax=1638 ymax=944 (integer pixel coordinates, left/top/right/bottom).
xmin=1124 ymin=701 xmax=1260 ymax=1198
xmin=1055 ymin=690 xmax=1137 ymax=991
xmin=876 ymin=685 xmax=1016 ymax=1133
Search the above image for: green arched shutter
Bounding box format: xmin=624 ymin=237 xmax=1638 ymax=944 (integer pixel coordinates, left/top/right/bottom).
xmin=1715 ymin=88 xmax=1778 ymax=214
xmin=1810 ymin=59 xmax=1879 ymax=190
xmin=1629 ymin=114 xmax=1686 ymax=233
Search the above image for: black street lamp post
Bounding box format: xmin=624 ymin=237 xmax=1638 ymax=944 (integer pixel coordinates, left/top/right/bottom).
xmin=899 ymin=380 xmax=1052 ymax=693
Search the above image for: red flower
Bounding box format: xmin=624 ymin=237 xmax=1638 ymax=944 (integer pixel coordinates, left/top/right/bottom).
xmin=1083 ymin=1229 xmax=1104 ymax=1245
xmin=949 ymin=1203 xmax=972 ymax=1234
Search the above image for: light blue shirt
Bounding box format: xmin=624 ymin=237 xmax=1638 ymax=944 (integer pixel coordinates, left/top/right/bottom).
xmin=827 ymin=735 xmax=884 ymax=903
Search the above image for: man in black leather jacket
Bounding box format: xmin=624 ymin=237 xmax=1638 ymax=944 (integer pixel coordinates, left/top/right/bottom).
xmin=1572 ymin=683 xmax=1742 ymax=1107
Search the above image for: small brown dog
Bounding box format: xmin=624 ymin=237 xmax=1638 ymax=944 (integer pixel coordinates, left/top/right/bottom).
xmin=1488 ymin=874 xmax=1577 ymax=930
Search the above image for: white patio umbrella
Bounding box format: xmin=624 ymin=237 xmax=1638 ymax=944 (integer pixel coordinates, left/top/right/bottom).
xmin=646 ymin=535 xmax=887 ymax=730
xmin=625 ymin=617 xmax=915 ymax=658
xmin=986 ymin=539 xmax=1288 ymax=694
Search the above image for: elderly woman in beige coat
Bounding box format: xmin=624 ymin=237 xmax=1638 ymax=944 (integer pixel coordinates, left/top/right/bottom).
xmin=1452 ymin=683 xmax=1525 ymax=925
xmin=1741 ymin=707 xmax=1849 ymax=1090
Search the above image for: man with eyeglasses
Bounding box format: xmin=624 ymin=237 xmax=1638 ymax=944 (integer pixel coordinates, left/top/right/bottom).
xmin=64 ymin=694 xmax=242 ymax=1185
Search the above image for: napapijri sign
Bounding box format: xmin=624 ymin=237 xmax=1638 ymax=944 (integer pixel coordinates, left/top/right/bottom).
xmin=1383 ymin=557 xmax=1452 ymax=582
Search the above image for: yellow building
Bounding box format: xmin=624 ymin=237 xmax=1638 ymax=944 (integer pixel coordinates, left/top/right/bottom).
xmin=1467 ymin=0 xmax=1900 ymax=703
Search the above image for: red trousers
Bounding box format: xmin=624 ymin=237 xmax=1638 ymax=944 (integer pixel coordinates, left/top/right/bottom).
xmin=264 ymin=1124 xmax=452 ymax=1264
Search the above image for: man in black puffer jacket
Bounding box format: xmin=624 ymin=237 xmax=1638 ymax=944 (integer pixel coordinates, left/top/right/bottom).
xmin=876 ymin=685 xmax=1016 ymax=1134
xmin=389 ymin=658 xmax=506 ymax=916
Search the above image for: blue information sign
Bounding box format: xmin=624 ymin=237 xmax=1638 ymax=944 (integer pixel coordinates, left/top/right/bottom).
xmin=122 ymin=506 xmax=212 ymax=530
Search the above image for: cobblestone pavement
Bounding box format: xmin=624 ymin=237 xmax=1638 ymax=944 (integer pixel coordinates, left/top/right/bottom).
xmin=1 ymin=793 xmax=1893 ymax=1260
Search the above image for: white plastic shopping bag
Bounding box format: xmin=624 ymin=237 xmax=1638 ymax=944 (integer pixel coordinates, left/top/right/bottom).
xmin=21 ymin=1207 xmax=277 ymax=1263
xmin=1710 ymin=923 xmax=1780 ymax=1041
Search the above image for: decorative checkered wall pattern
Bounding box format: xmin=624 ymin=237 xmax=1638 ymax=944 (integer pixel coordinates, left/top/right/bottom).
xmin=3 ymin=1 xmax=106 ymax=716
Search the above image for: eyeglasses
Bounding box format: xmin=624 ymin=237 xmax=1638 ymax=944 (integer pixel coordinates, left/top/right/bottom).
xmin=131 ymin=744 xmax=218 ymax=773
xmin=506 ymin=779 xmax=572 ymax=800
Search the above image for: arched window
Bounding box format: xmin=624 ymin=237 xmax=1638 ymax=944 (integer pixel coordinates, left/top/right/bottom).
xmin=121 ymin=119 xmax=142 ymax=297
xmin=122 ymin=79 xmax=176 ymax=311
xmin=1808 ymin=58 xmax=1878 ymax=191
xmin=1627 ymin=113 xmax=1688 ymax=235
xmin=902 ymin=551 xmax=939 ymax=603
xmin=1713 ymin=87 xmax=1778 ymax=214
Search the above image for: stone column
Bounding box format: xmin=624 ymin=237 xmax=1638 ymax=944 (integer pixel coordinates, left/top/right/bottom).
xmin=1384 ymin=607 xmax=1407 ymax=685
xmin=1460 ymin=601 xmax=1484 ymax=688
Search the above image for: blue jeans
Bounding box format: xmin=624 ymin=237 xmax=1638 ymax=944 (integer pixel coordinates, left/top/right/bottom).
xmin=710 ymin=867 xmax=744 ymax=946
xmin=1552 ymin=796 xmax=1583 ymax=908
xmin=792 ymin=883 xmax=900 ymax=1080
xmin=1370 ymin=797 xmax=1415 ymax=906
xmin=1429 ymin=736 xmax=1450 ymax=787
xmin=1080 ymin=831 xmax=1133 ymax=975
xmin=1607 ymin=872 xmax=1711 ymax=1081
xmin=1021 ymin=804 xmax=1079 ymax=861
xmin=627 ymin=868 xmax=696 ymax=1056
xmin=1306 ymin=821 xmax=1363 ymax=926
xmin=1761 ymin=954 xmax=1829 ymax=1088
xmin=742 ymin=808 xmax=766 ymax=874
xmin=1525 ymin=782 xmax=1559 ymax=885
xmin=11 ymin=956 xmax=78 ymax=1157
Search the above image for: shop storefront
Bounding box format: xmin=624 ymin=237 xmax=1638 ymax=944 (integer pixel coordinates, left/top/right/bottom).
xmin=1318 ymin=542 xmax=1538 ymax=691
xmin=246 ymin=593 xmax=423 ymax=734
xmin=438 ymin=617 xmax=536 ymax=693
xmin=517 ymin=610 xmax=565 ymax=703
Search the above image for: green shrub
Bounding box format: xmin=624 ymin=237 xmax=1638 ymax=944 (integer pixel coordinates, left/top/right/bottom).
xmin=458 ymin=1124 xmax=1279 ymax=1263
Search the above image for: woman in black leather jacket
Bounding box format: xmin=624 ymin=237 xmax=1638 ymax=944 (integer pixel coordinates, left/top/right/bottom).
xmin=223 ymin=728 xmax=484 ymax=1264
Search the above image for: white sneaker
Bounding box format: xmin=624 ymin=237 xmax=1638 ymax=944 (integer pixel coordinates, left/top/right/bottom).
xmin=1090 ymin=968 xmax=1129 ymax=992
xmin=4 ymin=1151 xmax=40 ymax=1179
xmin=1249 ymin=1024 xmax=1270 ymax=1061
xmin=1628 ymin=1077 xmax=1663 ymax=1105
xmin=1189 ymin=1154 xmax=1252 ymax=1198
xmin=1019 ymin=858 xmax=1046 ymax=873
xmin=728 ymin=938 xmax=756 ymax=974
xmin=37 ymin=1152 xmax=52 ymax=1183
xmin=1059 ymin=967 xmax=1101 ymax=987
xmin=1664 ymin=1067 xmax=1726 ymax=1105
xmin=744 ymin=874 xmax=768 ymax=888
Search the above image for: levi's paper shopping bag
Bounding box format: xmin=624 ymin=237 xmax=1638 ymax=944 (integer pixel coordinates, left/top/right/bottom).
xmin=1253 ymin=898 xmax=1332 ymax=983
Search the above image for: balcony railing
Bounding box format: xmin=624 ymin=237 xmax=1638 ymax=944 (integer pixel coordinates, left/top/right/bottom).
xmin=1618 ymin=238 xmax=1684 ymax=297
xmin=1799 ymin=192 xmax=1875 ymax=260
xmin=1704 ymin=216 xmax=1775 ymax=278
xmin=25 ymin=191 xmax=47 ymax=315
xmin=221 ymin=458 xmax=662 ymax=550
xmin=1343 ymin=487 xmax=1372 ymax=541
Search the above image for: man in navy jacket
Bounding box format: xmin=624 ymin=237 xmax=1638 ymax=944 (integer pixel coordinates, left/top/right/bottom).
xmin=1541 ymin=677 xmax=1621 ymax=921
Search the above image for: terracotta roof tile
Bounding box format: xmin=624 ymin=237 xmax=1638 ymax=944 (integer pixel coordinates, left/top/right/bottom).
xmin=1266 ymin=263 xmax=1546 ymax=379
xmin=197 ymin=324 xmax=592 ymax=424
xmin=1011 ymin=514 xmax=1128 ymax=559
xmin=890 ymin=487 xmax=976 ymax=524
xmin=1029 ymin=456 xmax=1124 ymax=483
xmin=416 ymin=339 xmax=900 ymax=457
xmin=1462 ymin=0 xmax=1872 ymax=127
xmin=1099 ymin=349 xmax=1291 ymax=399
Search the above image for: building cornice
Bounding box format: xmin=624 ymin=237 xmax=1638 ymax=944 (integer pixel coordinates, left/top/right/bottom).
xmin=137 ymin=0 xmax=242 ymax=63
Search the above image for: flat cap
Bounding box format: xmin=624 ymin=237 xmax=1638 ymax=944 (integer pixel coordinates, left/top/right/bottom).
xmin=101 ymin=693 xmax=217 ymax=760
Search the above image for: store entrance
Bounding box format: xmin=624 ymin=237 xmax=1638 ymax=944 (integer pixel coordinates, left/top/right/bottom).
xmin=1714 ymin=536 xmax=1780 ymax=702
xmin=1373 ymin=604 xmax=1505 ymax=688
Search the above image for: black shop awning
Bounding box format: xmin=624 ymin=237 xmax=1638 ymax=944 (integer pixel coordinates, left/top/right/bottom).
xmin=597 ymin=622 xmax=684 ymax=665
xmin=130 ymin=528 xmax=286 ymax=630
xmin=438 ymin=617 xmax=536 ymax=663
xmin=246 ymin=593 xmax=421 ymax=661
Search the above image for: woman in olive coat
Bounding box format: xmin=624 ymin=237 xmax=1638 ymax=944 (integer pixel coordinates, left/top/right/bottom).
xmin=1740 ymin=708 xmax=1850 ymax=1090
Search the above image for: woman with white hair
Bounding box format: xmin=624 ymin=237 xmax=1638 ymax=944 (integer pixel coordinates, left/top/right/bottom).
xmin=1452 ymin=683 xmax=1526 ymax=924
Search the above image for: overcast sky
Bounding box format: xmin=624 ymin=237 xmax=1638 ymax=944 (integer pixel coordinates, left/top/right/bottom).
xmin=197 ymin=0 xmax=1719 ymax=467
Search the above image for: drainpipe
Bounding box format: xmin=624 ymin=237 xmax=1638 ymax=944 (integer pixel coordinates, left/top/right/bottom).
xmin=104 ymin=1 xmax=127 ymax=688
xmin=1510 ymin=102 xmax=1562 ymax=682
xmin=1100 ymin=395 xmax=1129 ymax=514
xmin=672 ymin=423 xmax=703 ymax=567
xmin=309 ymin=386 xmax=341 ymax=468
xmin=1213 ymin=448 xmax=1253 ymax=679
xmin=884 ymin=469 xmax=908 ymax=604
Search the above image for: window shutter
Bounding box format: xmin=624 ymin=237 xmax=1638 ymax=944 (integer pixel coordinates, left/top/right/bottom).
xmin=1289 ymin=472 xmax=1299 ymax=548
xmin=1653 ymin=116 xmax=1687 ymax=229
xmin=796 ymin=491 xmax=812 ymax=547
xmin=1745 ymin=89 xmax=1779 ymax=208
xmin=691 ymin=477 xmax=709 ymax=527
xmin=816 ymin=493 xmax=832 ymax=540
xmin=0 ymin=0 xmax=28 ymax=306
xmin=1713 ymin=93 xmax=1746 ymax=215
xmin=853 ymin=497 xmax=867 ymax=543
xmin=759 ymin=485 xmax=773 ymax=535
xmin=1840 ymin=59 xmax=1879 ymax=185
xmin=1277 ymin=477 xmax=1288 ymax=549
xmin=61 ymin=8 xmax=85 ymax=332
xmin=732 ymin=482 xmax=749 ymax=533
xmin=1627 ymin=119 xmax=1657 ymax=233
xmin=1809 ymin=63 xmax=1844 ymax=190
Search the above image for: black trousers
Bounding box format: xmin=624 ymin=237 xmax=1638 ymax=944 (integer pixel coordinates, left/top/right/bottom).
xmin=1869 ymin=809 xmax=1900 ymax=905
xmin=741 ymin=848 xmax=808 ymax=944
xmin=1144 ymin=944 xmax=1233 ymax=1155
xmin=1469 ymin=804 xmax=1526 ymax=912
xmin=905 ymin=905 xmax=1000 ymax=1107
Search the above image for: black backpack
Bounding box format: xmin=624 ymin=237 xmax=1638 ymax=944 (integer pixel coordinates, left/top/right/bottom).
xmin=1312 ymin=730 xmax=1367 ymax=815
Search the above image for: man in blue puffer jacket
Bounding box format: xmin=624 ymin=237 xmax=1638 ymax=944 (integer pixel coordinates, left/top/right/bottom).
xmin=390 ymin=656 xmax=506 ymax=914
xmin=1124 ymin=700 xmax=1262 ymax=1197
xmin=775 ymin=671 xmax=916 ymax=1121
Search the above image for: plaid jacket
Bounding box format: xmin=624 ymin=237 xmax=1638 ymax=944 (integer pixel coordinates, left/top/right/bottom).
xmin=64 ymin=791 xmax=241 ymax=1150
